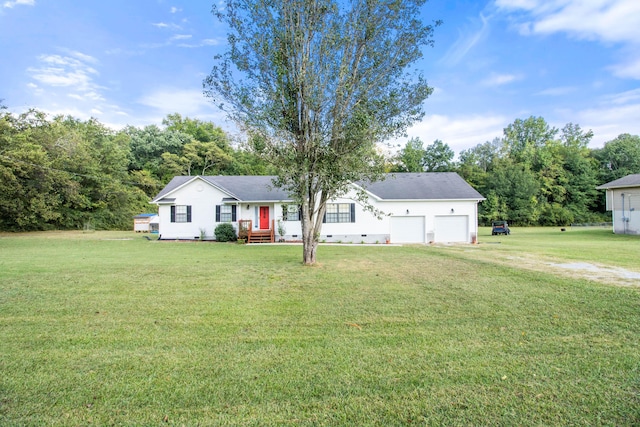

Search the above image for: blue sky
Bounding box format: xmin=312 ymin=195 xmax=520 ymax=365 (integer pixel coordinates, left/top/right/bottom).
xmin=1 ymin=0 xmax=639 ymax=154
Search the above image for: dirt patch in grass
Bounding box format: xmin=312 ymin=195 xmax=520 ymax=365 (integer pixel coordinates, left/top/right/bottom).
xmin=498 ymin=254 xmax=640 ymax=287
xmin=449 ymin=242 xmax=640 ymax=287
xmin=550 ymin=261 xmax=640 ymax=286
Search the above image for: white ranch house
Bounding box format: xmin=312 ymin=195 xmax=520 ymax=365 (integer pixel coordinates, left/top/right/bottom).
xmin=597 ymin=174 xmax=640 ymax=235
xmin=150 ymin=173 xmax=485 ymax=244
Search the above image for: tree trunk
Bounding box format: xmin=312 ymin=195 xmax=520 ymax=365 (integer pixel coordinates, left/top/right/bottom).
xmin=300 ymin=193 xmax=326 ymax=265
xmin=302 ymin=228 xmax=318 ymax=265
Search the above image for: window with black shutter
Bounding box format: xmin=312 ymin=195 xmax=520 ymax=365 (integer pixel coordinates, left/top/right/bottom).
xmin=171 ymin=205 xmax=191 ymax=223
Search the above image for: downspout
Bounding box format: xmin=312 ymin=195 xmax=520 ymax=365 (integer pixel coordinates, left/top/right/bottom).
xmin=621 ymin=193 xmax=627 ymax=234
xmin=473 ymin=200 xmax=479 ymax=244
xmin=628 ymin=194 xmax=633 ymax=234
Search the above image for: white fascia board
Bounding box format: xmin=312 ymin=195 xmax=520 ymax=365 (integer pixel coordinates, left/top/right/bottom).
xmin=239 ymin=199 xmax=295 ymax=204
xmin=151 ymin=176 xmax=234 ymax=204
xmin=597 ymin=184 xmax=640 ymax=190
xmin=377 ymin=198 xmax=486 ymax=202
xmin=198 ymin=176 xmax=242 ymax=200
xmin=348 ymin=182 xmax=383 ymax=201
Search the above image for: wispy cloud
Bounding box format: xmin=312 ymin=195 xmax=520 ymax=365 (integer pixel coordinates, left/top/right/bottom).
xmin=552 ymin=88 xmax=640 ymax=145
xmin=609 ymin=55 xmax=640 ymax=79
xmin=440 ymin=13 xmax=491 ymax=66
xmin=601 ymin=88 xmax=640 ymax=105
xmin=481 ymin=72 xmax=522 ymax=86
xmin=152 ymin=22 xmax=182 ymax=30
xmin=26 ymin=51 xmax=105 ymax=102
xmin=200 ymin=39 xmax=221 ymax=46
xmin=170 ymin=34 xmax=192 ymax=41
xmin=138 ymin=88 xmax=211 ymax=115
xmin=136 ymin=88 xmax=227 ymax=128
xmin=535 ymin=86 xmax=576 ymax=96
xmin=496 ymin=0 xmax=640 ymax=44
xmin=2 ymin=0 xmax=34 ymax=9
xmin=170 ymin=7 xmax=181 ymax=14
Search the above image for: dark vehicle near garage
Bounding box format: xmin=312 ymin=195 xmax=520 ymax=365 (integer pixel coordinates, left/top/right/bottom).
xmin=491 ymin=221 xmax=510 ymax=235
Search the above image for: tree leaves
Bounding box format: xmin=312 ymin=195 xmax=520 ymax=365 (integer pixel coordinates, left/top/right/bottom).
xmin=206 ymin=0 xmax=439 ymax=263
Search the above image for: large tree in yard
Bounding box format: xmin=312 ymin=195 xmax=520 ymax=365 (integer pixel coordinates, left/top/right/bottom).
xmin=205 ymin=0 xmax=440 ymax=264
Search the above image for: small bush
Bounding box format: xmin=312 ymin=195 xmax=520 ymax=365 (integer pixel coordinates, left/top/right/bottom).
xmin=214 ymin=223 xmax=237 ymax=242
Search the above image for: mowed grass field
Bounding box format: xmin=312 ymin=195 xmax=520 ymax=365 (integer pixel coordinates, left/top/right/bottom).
xmin=0 ymin=228 xmax=639 ymax=426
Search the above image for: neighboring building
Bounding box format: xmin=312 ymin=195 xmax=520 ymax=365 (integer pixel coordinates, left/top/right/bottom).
xmin=150 ymin=173 xmax=485 ymax=244
xmin=133 ymin=213 xmax=159 ymax=233
xmin=597 ymin=174 xmax=640 ymax=235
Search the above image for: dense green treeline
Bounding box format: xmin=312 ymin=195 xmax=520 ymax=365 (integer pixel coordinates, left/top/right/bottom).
xmin=0 ymin=108 xmax=273 ymax=231
xmin=392 ymin=116 xmax=640 ymax=226
xmin=1 ymin=106 xmax=639 ymax=231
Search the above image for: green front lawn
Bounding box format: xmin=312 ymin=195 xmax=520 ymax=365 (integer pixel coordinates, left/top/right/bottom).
xmin=0 ymin=230 xmax=638 ymax=425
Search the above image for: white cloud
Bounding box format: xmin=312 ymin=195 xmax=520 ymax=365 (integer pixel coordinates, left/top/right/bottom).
xmin=137 ymin=88 xmax=227 ymax=126
xmin=495 ymin=0 xmax=640 ymax=81
xmin=27 ymin=54 xmax=104 ymax=102
xmin=609 ymin=55 xmax=640 ymax=79
xmin=602 ymin=88 xmax=640 ymax=105
xmin=496 ymin=0 xmax=640 ymax=44
xmin=402 ymin=113 xmax=508 ymax=153
xmin=535 ymin=86 xmax=576 ymax=96
xmin=551 ymin=88 xmax=640 ymax=146
xmin=576 ymin=103 xmax=640 ymax=146
xmin=201 ymin=39 xmax=221 ymax=46
xmin=440 ymin=13 xmax=491 ymax=66
xmin=170 ymin=34 xmax=192 ymax=41
xmin=481 ymin=72 xmax=522 ymax=86
xmin=170 ymin=7 xmax=181 ymax=14
xmin=26 ymin=51 xmax=108 ymax=111
xmin=152 ymin=22 xmax=182 ymax=30
xmin=2 ymin=0 xmax=34 ymax=9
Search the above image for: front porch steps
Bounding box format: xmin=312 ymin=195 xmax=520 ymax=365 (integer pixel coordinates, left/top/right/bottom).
xmin=239 ymin=219 xmax=275 ymax=243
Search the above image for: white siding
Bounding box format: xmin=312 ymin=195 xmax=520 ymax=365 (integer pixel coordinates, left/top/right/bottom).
xmin=157 ymin=178 xmax=225 ymax=239
xmin=155 ymin=178 xmax=482 ymax=243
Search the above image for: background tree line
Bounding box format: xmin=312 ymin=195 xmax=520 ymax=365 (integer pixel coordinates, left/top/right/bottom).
xmin=2 ymin=105 xmax=639 ymax=231
xmin=390 ymin=116 xmax=640 ymax=225
xmin=0 ymin=107 xmax=273 ymax=231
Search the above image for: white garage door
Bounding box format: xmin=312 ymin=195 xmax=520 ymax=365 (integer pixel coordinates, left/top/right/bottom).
xmin=390 ymin=216 xmax=425 ymax=243
xmin=434 ymin=215 xmax=468 ymax=243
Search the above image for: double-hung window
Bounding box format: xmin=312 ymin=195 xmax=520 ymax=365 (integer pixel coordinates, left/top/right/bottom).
xmin=171 ymin=205 xmax=192 ymax=223
xmin=216 ymin=205 xmax=237 ymax=222
xmin=323 ymin=203 xmax=355 ymax=223
xmin=282 ymin=204 xmax=301 ymax=221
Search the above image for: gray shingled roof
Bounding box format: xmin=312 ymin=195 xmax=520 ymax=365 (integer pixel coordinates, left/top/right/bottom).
xmin=203 ymin=176 xmax=290 ymax=201
xmin=360 ymin=172 xmax=484 ymax=200
xmin=151 ymin=176 xmax=289 ymax=202
xmin=596 ymin=174 xmax=640 ymax=189
xmin=152 ymin=173 xmax=484 ymax=202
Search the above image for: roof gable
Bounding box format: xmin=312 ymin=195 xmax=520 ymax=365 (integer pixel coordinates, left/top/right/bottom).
xmin=151 ymin=176 xmax=209 ymax=202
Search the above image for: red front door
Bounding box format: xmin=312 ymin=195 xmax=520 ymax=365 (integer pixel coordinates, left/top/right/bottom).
xmin=259 ymin=206 xmax=269 ymax=229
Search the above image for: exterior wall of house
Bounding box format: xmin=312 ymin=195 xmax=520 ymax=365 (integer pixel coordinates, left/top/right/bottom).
xmin=157 ymin=178 xmax=228 ymax=240
xmin=155 ymin=177 xmax=481 ymax=243
xmin=605 ymin=188 xmax=640 ymax=235
xmin=275 ymin=191 xmax=480 ymax=244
